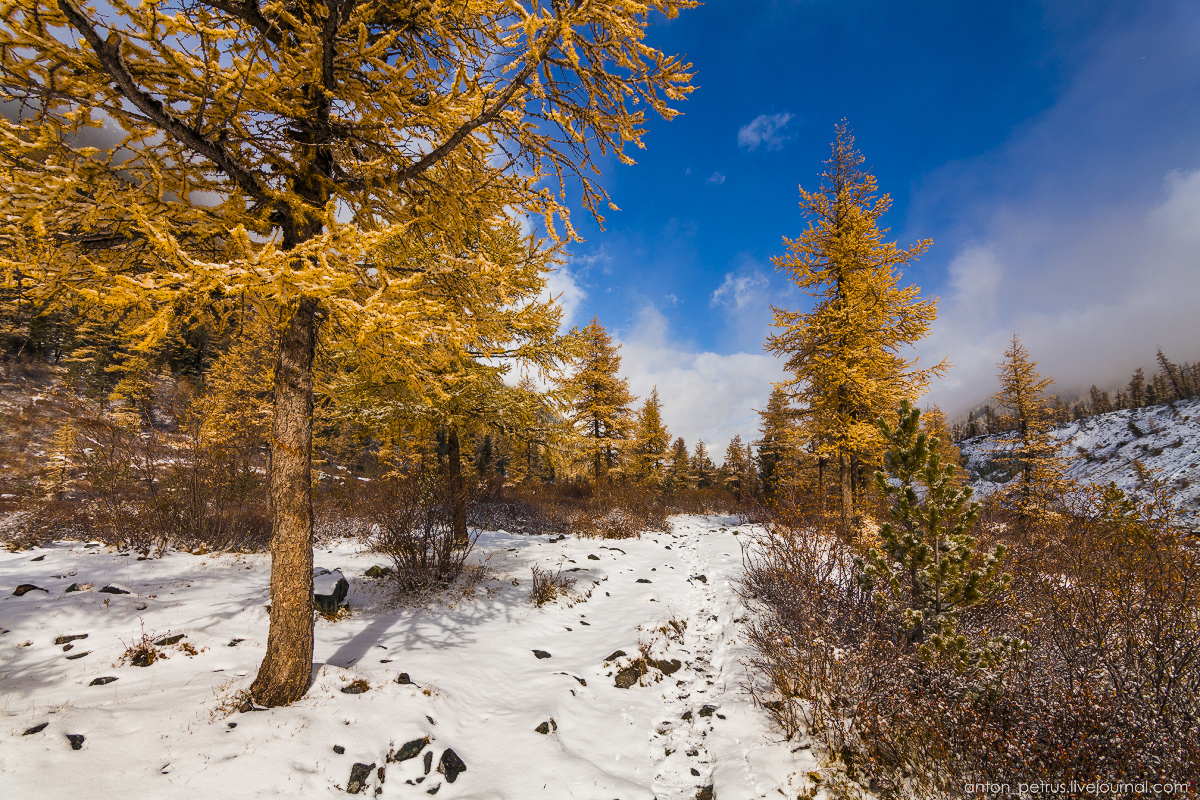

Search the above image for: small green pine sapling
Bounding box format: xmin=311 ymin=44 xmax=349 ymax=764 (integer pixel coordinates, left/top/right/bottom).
xmin=856 ymin=401 xmax=1026 ymax=669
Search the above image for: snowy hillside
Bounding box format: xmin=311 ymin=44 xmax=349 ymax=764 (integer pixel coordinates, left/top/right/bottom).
xmin=957 ymin=397 xmax=1200 ymax=528
xmin=0 ymin=517 xmax=818 ymax=800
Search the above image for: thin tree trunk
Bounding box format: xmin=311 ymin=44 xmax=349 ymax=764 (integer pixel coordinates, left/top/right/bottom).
xmin=250 ymin=296 xmax=317 ymax=707
xmin=447 ymin=426 xmax=468 ymax=544
xmin=839 ymin=453 xmax=853 ymax=531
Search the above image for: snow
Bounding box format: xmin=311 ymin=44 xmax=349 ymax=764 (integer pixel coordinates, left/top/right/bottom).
xmin=0 ymin=516 xmax=817 ymax=798
xmin=958 ymin=397 xmax=1200 ymax=527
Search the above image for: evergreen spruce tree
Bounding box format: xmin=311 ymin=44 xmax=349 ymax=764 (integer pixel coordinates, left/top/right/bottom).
xmin=856 ymin=402 xmax=1021 ymax=665
xmin=691 ymin=440 xmax=715 ymax=488
xmin=992 ymin=334 xmax=1067 ymax=518
xmin=722 ymin=435 xmax=750 ymax=500
xmin=1128 ymin=368 xmax=1147 ymax=408
xmin=558 ymin=318 xmax=635 ymax=481
xmin=766 ymin=123 xmax=946 ymax=528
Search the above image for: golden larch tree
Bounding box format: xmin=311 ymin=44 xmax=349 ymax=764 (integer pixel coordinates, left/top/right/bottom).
xmin=558 ymin=318 xmax=635 ymax=481
xmin=766 ymin=122 xmax=947 ymax=527
xmin=0 ymin=0 xmax=694 ymax=705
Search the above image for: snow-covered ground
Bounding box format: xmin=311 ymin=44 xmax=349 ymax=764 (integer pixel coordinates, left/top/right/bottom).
xmin=0 ymin=516 xmax=817 ymax=799
xmin=958 ymin=397 xmax=1200 ymax=527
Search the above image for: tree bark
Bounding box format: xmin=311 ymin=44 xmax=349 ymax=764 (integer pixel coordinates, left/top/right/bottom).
xmin=839 ymin=453 xmax=853 ymax=531
xmin=447 ymin=425 xmax=468 ymax=544
xmin=250 ymin=297 xmax=317 ymax=707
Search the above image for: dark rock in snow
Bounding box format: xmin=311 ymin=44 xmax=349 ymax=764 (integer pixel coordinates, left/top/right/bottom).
xmin=154 ymin=634 xmax=185 ymax=646
xmin=65 ymin=650 xmax=91 ymax=660
xmin=532 ymin=650 xmax=552 ymax=659
xmin=615 ymin=665 xmax=643 ymax=688
xmin=587 ymin=554 xmax=600 ymax=560
xmin=12 ymin=584 xmax=47 ymax=596
xmin=228 ymin=638 xmax=245 ymax=647
xmin=422 ymin=750 xmax=433 ymax=774
xmin=691 ymin=767 xmax=700 ymax=776
xmin=653 ymin=658 xmax=682 ymax=675
xmin=534 ymin=721 xmax=551 ymax=734
xmin=65 ymin=583 xmax=85 ymax=593
xmin=690 ymin=574 xmax=708 ymax=584
xmin=66 ymin=734 xmax=85 ymax=750
xmin=395 ymin=673 xmax=413 ymax=685
xmin=604 ymin=650 xmax=627 ymax=662
xmin=392 ymin=737 xmax=428 ymax=762
xmin=23 ymin=722 xmax=49 ymax=735
xmin=55 ymin=634 xmax=88 ymax=645
xmin=364 ymin=565 xmax=392 ymax=579
xmin=99 ymin=584 xmax=131 ymax=595
xmin=426 ymin=785 xmax=440 ymax=795
xmin=347 ymin=762 xmax=374 ymax=794
xmin=90 ymin=676 xmax=118 ymax=686
xmin=31 ymin=554 xmax=45 ymax=561
xmin=699 ymin=704 xmax=717 ymax=717
xmin=681 ymin=710 xmax=692 ymax=720
xmin=636 ymin=578 xmax=652 ymax=584
xmin=313 ymin=567 xmax=349 ymax=613
xmin=696 ymin=785 xmax=714 ymax=800
xmin=341 ymin=681 xmax=369 ymax=694
xmin=437 ymin=748 xmax=467 ymax=783
xmin=333 ymin=745 xmax=345 ymax=754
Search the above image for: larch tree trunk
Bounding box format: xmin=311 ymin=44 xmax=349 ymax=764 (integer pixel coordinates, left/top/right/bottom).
xmin=250 ymin=296 xmax=317 ymax=707
xmin=839 ymin=453 xmax=853 ymax=531
xmin=447 ymin=426 xmax=468 ymax=544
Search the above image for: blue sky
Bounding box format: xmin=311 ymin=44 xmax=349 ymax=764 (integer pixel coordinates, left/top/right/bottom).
xmin=547 ymin=0 xmax=1200 ymax=455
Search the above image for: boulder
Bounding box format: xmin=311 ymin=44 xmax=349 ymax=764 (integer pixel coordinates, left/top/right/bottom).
xmin=392 ymin=737 xmax=428 ymax=762
xmin=395 ymin=672 xmax=413 ymax=685
xmin=347 ymin=762 xmax=374 ymax=794
xmin=313 ymin=568 xmax=349 ymax=613
xmin=437 ymin=749 xmax=467 ymax=783
xmin=67 ymin=734 xmax=85 ymax=750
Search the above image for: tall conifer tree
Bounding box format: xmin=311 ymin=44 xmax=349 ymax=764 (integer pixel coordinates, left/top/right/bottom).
xmin=632 ymin=387 xmax=671 ymax=483
xmin=558 ymin=318 xmax=635 ymax=481
xmin=766 ymin=123 xmax=946 ymax=527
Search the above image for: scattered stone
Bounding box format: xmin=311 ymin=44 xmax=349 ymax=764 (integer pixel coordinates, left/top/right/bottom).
xmin=686 ymin=748 xmax=698 ymax=756
xmin=67 ymin=734 xmax=85 ymax=750
xmin=422 ymin=750 xmax=433 ymax=774
xmin=696 ymin=785 xmax=714 ymax=800
xmin=426 ymin=785 xmax=440 ymax=795
xmin=636 ymin=578 xmax=652 ymax=584
xmin=31 ymin=554 xmax=45 ymax=561
xmin=62 ymin=643 xmax=74 ymax=652
xmin=426 ymin=715 xmax=436 ymax=726
xmin=437 ymin=748 xmax=467 ymax=783
xmin=604 ymin=650 xmax=627 ymax=662
xmin=532 ymin=650 xmax=552 ymax=659
xmin=153 ymin=634 xmax=185 ymax=646
xmin=690 ymin=574 xmax=708 ymax=584
xmin=587 ymin=554 xmax=600 ymax=560
xmin=313 ymin=568 xmax=349 ymax=613
xmin=364 ymin=565 xmax=392 ymax=579
xmin=227 ymin=723 xmax=237 ymax=729
xmin=716 ymin=714 xmax=726 ymax=720
xmin=534 ymin=721 xmax=551 ymax=734
xmin=66 ymin=651 xmax=91 ymax=660
xmin=392 ymin=737 xmax=428 ymax=762
xmin=228 ymin=639 xmax=245 ymax=647
xmin=681 ymin=710 xmax=693 ymax=721
xmin=334 ymin=745 xmax=345 ymax=754
xmin=12 ymin=584 xmax=47 ymax=597
xmin=99 ymin=584 xmax=131 ymax=595
xmin=573 ymin=676 xmax=587 ymax=686
xmin=614 ymin=665 xmax=643 ymax=689
xmin=84 ymin=543 xmax=100 ymax=548
xmin=55 ymin=634 xmax=88 ymax=645
xmin=653 ymin=658 xmax=682 ymax=675
xmin=90 ymin=676 xmax=118 ymax=686
xmin=347 ymin=762 xmax=375 ymax=794
xmin=341 ymin=680 xmax=370 ymax=694
xmin=23 ymin=722 xmax=49 ymax=735
xmin=691 ymin=767 xmax=700 ymax=776
xmin=395 ymin=673 xmax=413 ymax=685
xmin=65 ymin=583 xmax=89 ymax=593
xmin=698 ymin=705 xmax=717 ymax=717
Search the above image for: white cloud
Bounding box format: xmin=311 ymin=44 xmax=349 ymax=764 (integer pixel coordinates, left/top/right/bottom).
xmin=710 ymin=269 xmax=770 ymax=311
xmin=737 ymin=112 xmax=794 ymax=151
xmin=543 ymin=264 xmax=585 ymax=331
xmin=921 ymin=168 xmax=1200 ymax=414
xmin=617 ymin=306 xmax=783 ymax=459
xmin=706 ymin=171 xmax=726 ymax=185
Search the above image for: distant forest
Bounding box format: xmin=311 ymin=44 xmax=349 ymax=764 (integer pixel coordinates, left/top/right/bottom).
xmin=952 ymin=349 xmax=1200 ymax=441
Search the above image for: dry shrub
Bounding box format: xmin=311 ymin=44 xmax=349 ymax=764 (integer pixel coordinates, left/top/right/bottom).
xmin=362 ymin=471 xmax=477 ymax=593
xmin=743 ymin=489 xmax=1200 ymax=797
xmin=529 ymin=564 xmax=575 ymax=606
